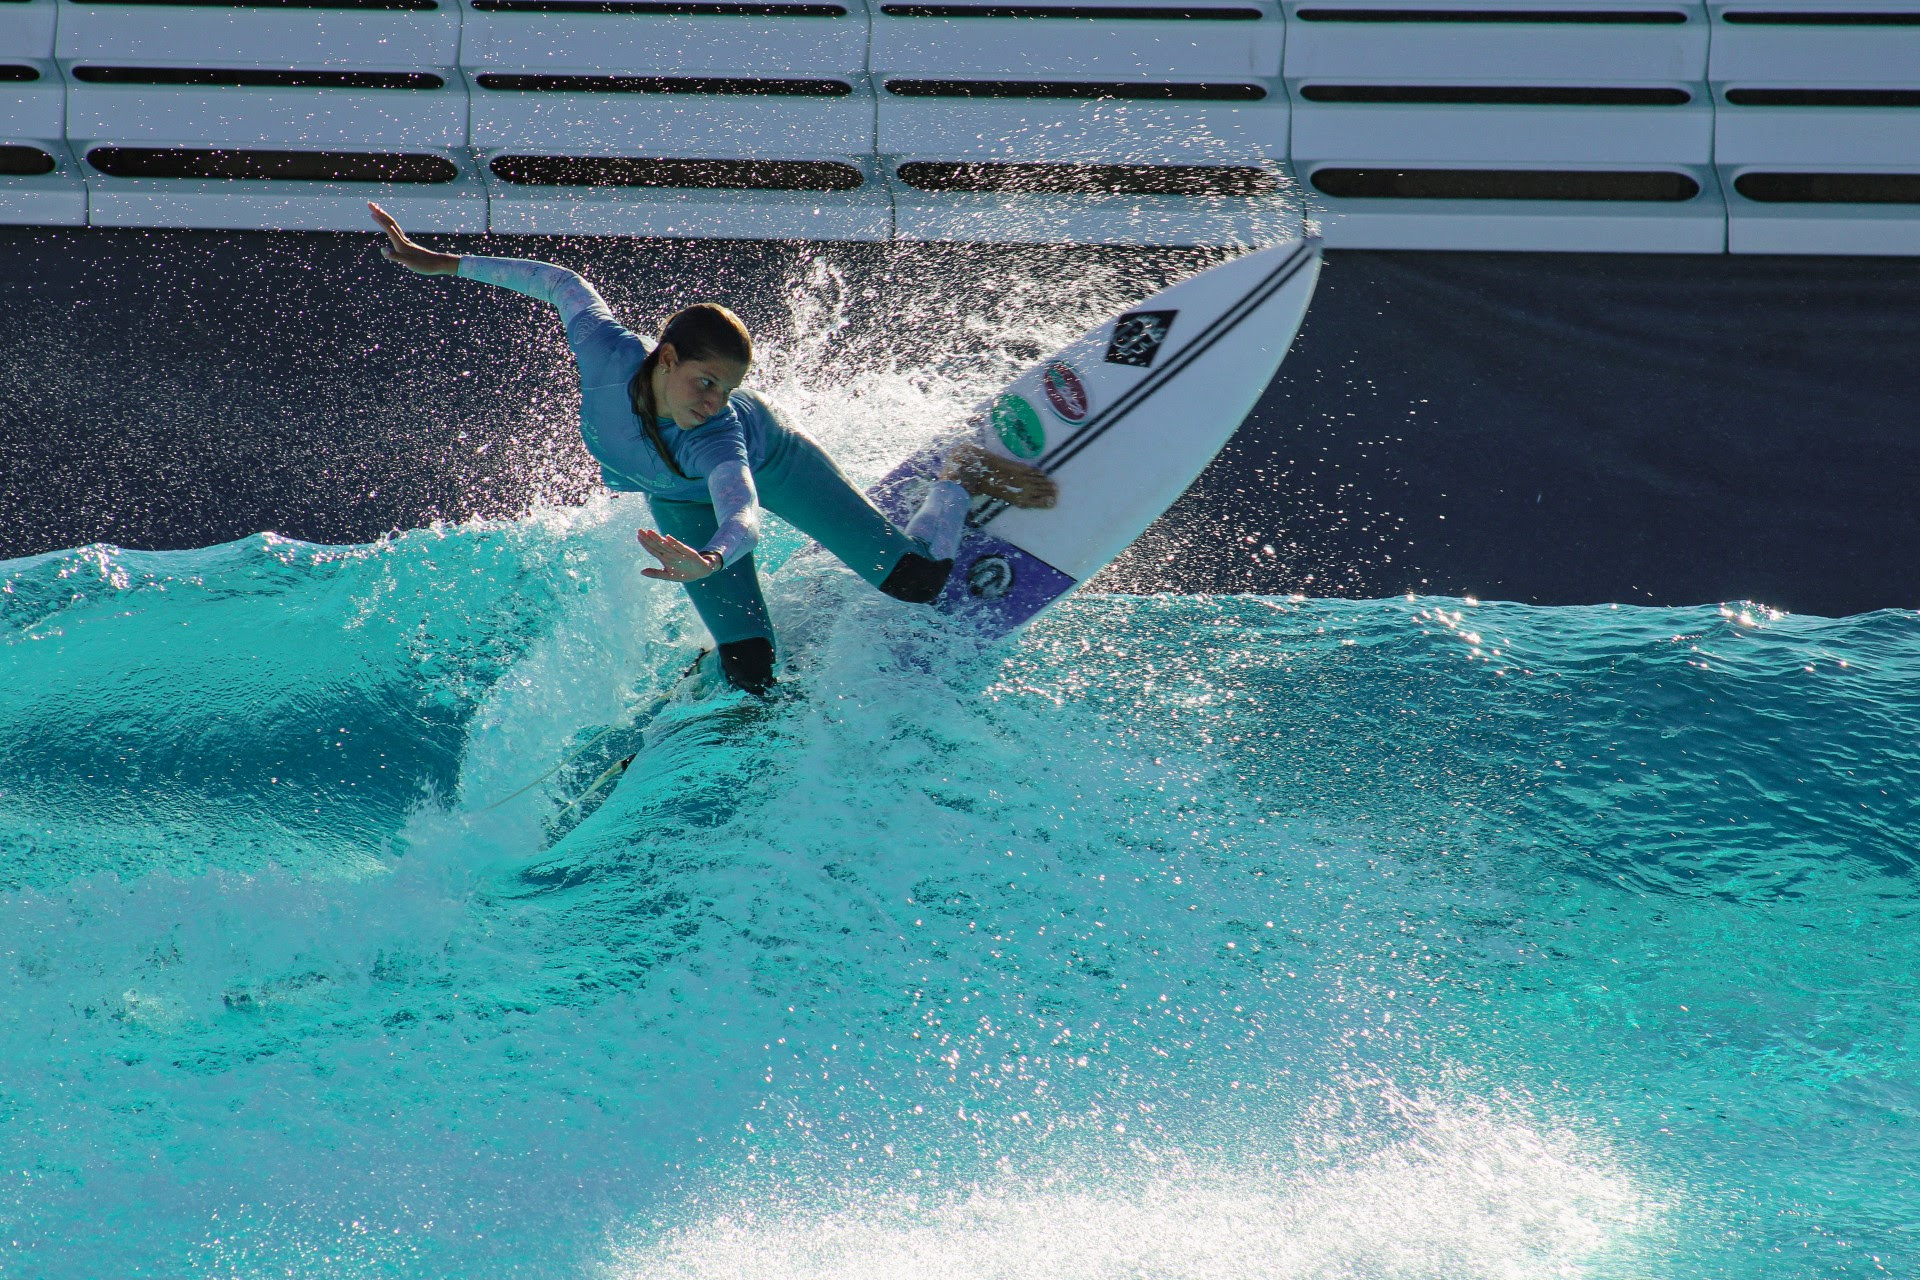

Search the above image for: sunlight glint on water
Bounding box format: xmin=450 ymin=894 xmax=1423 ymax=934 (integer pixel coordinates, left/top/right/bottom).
xmin=0 ymin=249 xmax=1913 ymax=1280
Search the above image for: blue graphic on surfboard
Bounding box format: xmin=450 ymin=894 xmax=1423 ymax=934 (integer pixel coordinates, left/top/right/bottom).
xmin=868 ymin=236 xmax=1324 ymax=638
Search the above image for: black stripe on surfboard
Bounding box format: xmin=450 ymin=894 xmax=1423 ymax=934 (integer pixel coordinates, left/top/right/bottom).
xmin=1038 ymin=242 xmax=1314 ymax=473
xmin=974 ymin=240 xmax=1317 ymax=528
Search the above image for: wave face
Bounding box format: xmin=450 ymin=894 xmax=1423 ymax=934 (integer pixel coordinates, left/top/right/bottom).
xmin=3 ymin=503 xmax=1915 ymax=1277
xmin=3 ymin=241 xmax=1915 ymax=1279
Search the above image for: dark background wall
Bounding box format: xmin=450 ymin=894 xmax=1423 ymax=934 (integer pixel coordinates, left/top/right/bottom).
xmin=2 ymin=227 xmax=1914 ymax=616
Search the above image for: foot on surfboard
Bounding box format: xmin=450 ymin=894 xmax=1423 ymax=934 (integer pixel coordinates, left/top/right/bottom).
xmin=942 ymin=442 xmax=1057 ymax=509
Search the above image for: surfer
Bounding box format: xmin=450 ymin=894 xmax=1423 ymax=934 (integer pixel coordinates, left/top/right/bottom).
xmin=369 ymin=203 xmax=1055 ymax=694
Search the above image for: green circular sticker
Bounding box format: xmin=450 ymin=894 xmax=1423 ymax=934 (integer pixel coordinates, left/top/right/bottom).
xmin=992 ymin=393 xmax=1045 ymax=459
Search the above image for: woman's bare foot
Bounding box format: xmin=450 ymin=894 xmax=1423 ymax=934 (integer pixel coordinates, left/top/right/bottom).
xmin=942 ymin=441 xmax=1058 ymax=509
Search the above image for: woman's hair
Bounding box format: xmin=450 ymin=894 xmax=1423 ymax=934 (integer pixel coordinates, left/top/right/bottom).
xmin=630 ymin=303 xmax=754 ymax=479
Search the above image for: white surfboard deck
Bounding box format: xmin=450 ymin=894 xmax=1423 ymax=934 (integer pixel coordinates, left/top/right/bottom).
xmin=869 ymin=236 xmax=1323 ymax=637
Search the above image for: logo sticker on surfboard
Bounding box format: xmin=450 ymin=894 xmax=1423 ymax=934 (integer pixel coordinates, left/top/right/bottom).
xmin=991 ymin=393 xmax=1045 ymax=459
xmin=1104 ymin=309 xmax=1177 ymax=368
xmin=966 ymin=554 xmax=1014 ymax=599
xmin=1040 ymin=360 xmax=1090 ymax=423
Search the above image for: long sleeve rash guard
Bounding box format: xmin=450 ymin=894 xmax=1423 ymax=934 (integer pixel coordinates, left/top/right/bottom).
xmin=456 ymin=254 xmax=765 ymax=567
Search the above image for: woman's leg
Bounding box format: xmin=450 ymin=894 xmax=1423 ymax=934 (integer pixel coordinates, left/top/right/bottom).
xmin=754 ymin=428 xmax=955 ymax=604
xmin=647 ymin=496 xmax=777 ymax=693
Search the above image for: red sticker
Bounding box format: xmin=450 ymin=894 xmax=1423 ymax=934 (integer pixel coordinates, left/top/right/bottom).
xmin=1041 ymin=360 xmax=1090 ymax=424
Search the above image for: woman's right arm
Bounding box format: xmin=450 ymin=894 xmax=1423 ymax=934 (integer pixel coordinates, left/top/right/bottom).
xmin=369 ymin=202 xmax=638 ymax=383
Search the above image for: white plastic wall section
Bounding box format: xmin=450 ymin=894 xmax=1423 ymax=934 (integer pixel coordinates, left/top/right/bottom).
xmin=0 ymin=0 xmax=83 ymax=224
xmin=58 ymin=0 xmax=484 ymax=230
xmin=10 ymin=0 xmax=1920 ymax=249
xmin=1710 ymin=0 xmax=1920 ymax=256
xmin=462 ymin=0 xmax=889 ymax=240
xmin=1286 ymin=0 xmax=1725 ymax=252
xmin=874 ymin=0 xmax=1295 ymax=245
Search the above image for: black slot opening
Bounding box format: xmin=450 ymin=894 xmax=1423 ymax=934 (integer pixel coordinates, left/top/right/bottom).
xmin=881 ymin=4 xmax=1262 ymax=17
xmin=1722 ymin=11 xmax=1920 ymax=24
xmin=1311 ymin=167 xmax=1700 ymax=201
xmin=0 ymin=65 xmax=40 ymax=83
xmin=1296 ymin=8 xmax=1687 ymax=22
xmin=87 ymin=147 xmax=458 ymax=182
xmin=73 ymin=67 xmax=444 ymax=89
xmin=886 ymin=79 xmax=1266 ymax=100
xmin=897 ymin=161 xmax=1278 ymax=195
xmin=1726 ymin=88 xmax=1920 ymax=107
xmin=470 ymin=0 xmax=846 ymax=12
xmin=0 ymin=145 xmax=56 ymax=176
xmin=67 ymin=0 xmax=438 ymax=9
xmin=475 ymin=73 xmax=850 ymax=95
xmin=1735 ymin=172 xmax=1920 ymax=204
xmin=489 ymin=155 xmax=864 ymax=190
xmin=1301 ymin=84 xmax=1689 ymax=105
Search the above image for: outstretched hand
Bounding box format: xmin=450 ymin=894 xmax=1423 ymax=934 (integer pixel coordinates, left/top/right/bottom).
xmin=369 ymin=201 xmax=460 ymax=275
xmin=638 ymin=528 xmax=723 ymax=583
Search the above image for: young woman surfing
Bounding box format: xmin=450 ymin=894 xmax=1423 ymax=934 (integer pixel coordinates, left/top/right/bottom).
xmin=369 ymin=203 xmax=1056 ymax=694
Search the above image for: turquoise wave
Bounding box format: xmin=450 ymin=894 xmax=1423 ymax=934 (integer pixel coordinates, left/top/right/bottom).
xmin=1 ymin=511 xmax=1914 ymax=1279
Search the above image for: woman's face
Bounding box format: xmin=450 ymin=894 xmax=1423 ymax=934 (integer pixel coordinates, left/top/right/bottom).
xmin=654 ymin=344 xmax=748 ymax=427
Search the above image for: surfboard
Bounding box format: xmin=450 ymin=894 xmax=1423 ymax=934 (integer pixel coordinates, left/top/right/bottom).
xmin=868 ymin=235 xmax=1323 ymax=638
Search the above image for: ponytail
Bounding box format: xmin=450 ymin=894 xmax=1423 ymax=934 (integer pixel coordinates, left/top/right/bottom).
xmin=628 ymin=302 xmax=755 ymax=480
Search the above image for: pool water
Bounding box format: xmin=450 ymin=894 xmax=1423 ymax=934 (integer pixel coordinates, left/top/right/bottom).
xmin=2 ymin=250 xmax=1914 ymax=1278
xmin=2 ymin=502 xmax=1913 ymax=1278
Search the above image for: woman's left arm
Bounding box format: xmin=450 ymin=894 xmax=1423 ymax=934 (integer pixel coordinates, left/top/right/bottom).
xmin=637 ymin=440 xmax=762 ymax=582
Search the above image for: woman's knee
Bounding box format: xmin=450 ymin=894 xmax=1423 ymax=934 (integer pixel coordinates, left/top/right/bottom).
xmin=878 ymin=551 xmax=953 ymax=605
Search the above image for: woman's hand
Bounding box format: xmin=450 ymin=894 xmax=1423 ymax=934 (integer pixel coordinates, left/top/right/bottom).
xmin=638 ymin=528 xmax=724 ymax=583
xmin=942 ymin=440 xmax=1058 ymax=509
xmin=369 ymin=201 xmax=460 ymax=276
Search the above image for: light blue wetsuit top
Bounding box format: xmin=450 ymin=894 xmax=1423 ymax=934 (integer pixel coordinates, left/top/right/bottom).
xmin=456 ymin=254 xmax=771 ymax=565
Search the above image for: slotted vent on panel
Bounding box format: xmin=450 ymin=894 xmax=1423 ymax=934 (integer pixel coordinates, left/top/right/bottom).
xmin=0 ymin=65 xmax=40 ymax=82
xmin=1299 ymin=85 xmax=1691 ymax=104
xmin=469 ymin=1 xmax=845 ymax=13
xmin=474 ymin=74 xmax=851 ymax=95
xmin=898 ymin=161 xmax=1279 ymax=195
xmin=881 ymin=4 xmax=1262 ymax=17
xmin=87 ymin=147 xmax=459 ymax=181
xmin=1311 ymin=168 xmax=1701 ymax=200
xmin=72 ymin=67 xmax=446 ymax=88
xmin=489 ymin=156 xmax=866 ymax=190
xmin=886 ymin=79 xmax=1267 ymax=100
xmin=0 ymin=145 xmax=57 ymax=176
xmin=1720 ymin=11 xmax=1920 ymax=24
xmin=65 ymin=0 xmax=440 ymax=9
xmin=1734 ymin=172 xmax=1920 ymax=203
xmin=1725 ymin=89 xmax=1920 ymax=107
xmin=1293 ymin=8 xmax=1688 ymax=22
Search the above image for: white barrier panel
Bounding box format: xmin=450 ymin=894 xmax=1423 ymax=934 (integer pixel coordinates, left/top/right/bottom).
xmin=1299 ymin=169 xmax=1725 ymax=250
xmin=461 ymin=0 xmax=869 ymax=78
xmin=1284 ymin=0 xmax=1706 ymax=82
xmin=463 ymin=0 xmax=887 ymax=238
xmin=0 ymin=57 xmax=83 ymax=224
xmin=0 ymin=0 xmax=56 ymax=57
xmin=58 ymin=0 xmax=481 ymax=229
xmin=57 ymin=0 xmax=460 ymax=68
xmin=483 ymin=154 xmax=891 ymax=239
xmin=874 ymin=1 xmax=1286 ymax=162
xmin=1710 ymin=0 xmax=1920 ymax=255
xmin=875 ymin=0 xmax=1289 ymax=244
xmin=1286 ymin=0 xmax=1722 ymax=251
xmin=890 ymin=158 xmax=1298 ymax=244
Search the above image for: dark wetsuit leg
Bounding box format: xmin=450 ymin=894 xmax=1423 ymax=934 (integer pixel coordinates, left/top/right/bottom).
xmin=645 ymin=427 xmax=954 ymax=693
xmin=647 ymin=495 xmax=774 ymax=649
xmin=753 ymin=427 xmax=953 ymax=600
